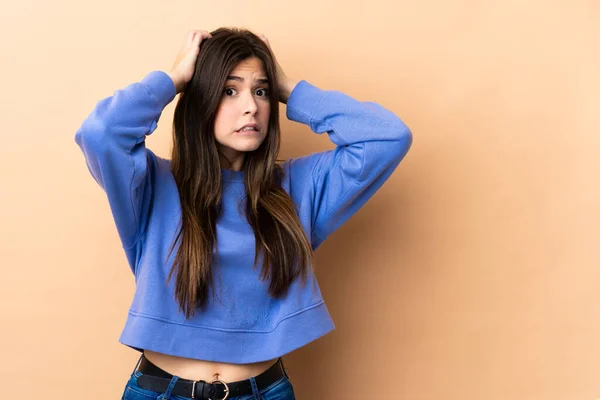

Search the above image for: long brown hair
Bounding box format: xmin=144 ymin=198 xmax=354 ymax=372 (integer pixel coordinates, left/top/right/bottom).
xmin=168 ymin=27 xmax=314 ymax=319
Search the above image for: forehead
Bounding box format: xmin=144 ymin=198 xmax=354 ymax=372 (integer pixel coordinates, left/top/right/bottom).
xmin=229 ymin=57 xmax=266 ymax=78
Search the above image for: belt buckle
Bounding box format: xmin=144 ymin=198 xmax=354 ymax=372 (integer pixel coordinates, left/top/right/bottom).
xmin=191 ymin=380 xmax=198 ymax=399
xmin=209 ymin=379 xmax=230 ymax=400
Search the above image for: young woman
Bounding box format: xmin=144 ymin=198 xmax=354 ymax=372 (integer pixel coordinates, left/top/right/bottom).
xmin=75 ymin=27 xmax=412 ymax=400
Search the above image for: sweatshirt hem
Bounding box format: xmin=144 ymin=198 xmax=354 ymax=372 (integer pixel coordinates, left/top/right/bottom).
xmin=118 ymin=301 xmax=335 ymax=364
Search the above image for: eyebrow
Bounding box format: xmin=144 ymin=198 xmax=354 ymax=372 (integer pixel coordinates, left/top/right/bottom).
xmin=226 ymin=75 xmax=269 ymax=84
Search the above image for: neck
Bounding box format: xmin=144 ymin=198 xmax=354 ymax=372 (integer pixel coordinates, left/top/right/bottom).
xmin=219 ymin=153 xmax=245 ymax=171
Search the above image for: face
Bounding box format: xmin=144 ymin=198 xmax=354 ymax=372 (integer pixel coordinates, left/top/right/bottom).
xmin=213 ymin=57 xmax=271 ymax=169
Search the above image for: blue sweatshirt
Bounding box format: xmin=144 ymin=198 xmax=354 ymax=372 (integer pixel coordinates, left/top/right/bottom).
xmin=74 ymin=71 xmax=412 ymax=364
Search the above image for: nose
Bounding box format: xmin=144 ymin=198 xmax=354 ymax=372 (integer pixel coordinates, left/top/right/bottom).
xmin=242 ymin=91 xmax=258 ymax=115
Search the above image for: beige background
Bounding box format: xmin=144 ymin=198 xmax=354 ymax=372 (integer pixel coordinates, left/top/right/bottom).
xmin=1 ymin=0 xmax=599 ymax=399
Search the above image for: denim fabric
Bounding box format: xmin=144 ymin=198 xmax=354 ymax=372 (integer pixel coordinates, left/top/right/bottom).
xmin=121 ymin=358 xmax=296 ymax=400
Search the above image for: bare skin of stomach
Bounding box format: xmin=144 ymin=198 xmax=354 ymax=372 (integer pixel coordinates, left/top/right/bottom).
xmin=143 ymin=349 xmax=279 ymax=383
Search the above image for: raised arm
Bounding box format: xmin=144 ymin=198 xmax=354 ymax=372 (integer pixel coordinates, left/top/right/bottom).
xmin=74 ymin=30 xmax=211 ymax=250
xmin=260 ymin=34 xmax=413 ymax=247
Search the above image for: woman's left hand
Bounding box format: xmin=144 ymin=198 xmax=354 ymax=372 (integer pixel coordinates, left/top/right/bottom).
xmin=259 ymin=34 xmax=298 ymax=104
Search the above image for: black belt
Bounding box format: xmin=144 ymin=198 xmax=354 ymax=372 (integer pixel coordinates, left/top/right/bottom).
xmin=136 ymin=354 xmax=286 ymax=400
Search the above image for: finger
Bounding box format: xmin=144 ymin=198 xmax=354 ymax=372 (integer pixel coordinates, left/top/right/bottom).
xmin=198 ymin=30 xmax=212 ymax=40
xmin=195 ymin=32 xmax=210 ymax=48
xmin=186 ymin=30 xmax=198 ymax=48
xmin=259 ymin=34 xmax=272 ymax=50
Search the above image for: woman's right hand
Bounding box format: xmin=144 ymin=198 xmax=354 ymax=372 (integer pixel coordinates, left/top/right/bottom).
xmin=167 ymin=30 xmax=212 ymax=94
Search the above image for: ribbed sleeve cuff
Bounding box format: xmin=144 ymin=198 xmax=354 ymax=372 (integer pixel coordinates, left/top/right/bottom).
xmin=286 ymin=80 xmax=325 ymax=126
xmin=141 ymin=71 xmax=177 ymax=108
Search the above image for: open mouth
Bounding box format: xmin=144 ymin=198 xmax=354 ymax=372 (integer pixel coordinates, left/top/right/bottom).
xmin=236 ymin=126 xmax=260 ymax=135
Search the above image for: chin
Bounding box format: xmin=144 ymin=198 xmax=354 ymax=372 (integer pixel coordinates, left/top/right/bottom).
xmin=224 ymin=145 xmax=257 ymax=154
xmin=232 ymin=140 xmax=265 ymax=152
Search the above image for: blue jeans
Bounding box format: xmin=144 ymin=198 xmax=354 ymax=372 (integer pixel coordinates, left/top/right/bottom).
xmin=121 ymin=355 xmax=296 ymax=400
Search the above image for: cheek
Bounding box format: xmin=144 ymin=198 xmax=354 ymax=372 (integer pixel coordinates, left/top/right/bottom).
xmin=260 ymin=103 xmax=271 ymax=123
xmin=214 ymin=106 xmax=235 ymax=134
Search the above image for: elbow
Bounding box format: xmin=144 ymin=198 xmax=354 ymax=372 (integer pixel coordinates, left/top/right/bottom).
xmin=391 ymin=122 xmax=413 ymax=160
xmin=74 ymin=127 xmax=88 ymax=149
xmin=74 ymin=120 xmax=111 ymax=154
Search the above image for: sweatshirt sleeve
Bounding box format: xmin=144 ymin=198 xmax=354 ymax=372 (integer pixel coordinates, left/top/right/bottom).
xmin=74 ymin=71 xmax=177 ymax=249
xmin=285 ymin=80 xmax=413 ymax=247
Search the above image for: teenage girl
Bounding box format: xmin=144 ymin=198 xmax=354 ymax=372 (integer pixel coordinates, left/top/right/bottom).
xmin=75 ymin=27 xmax=412 ymax=400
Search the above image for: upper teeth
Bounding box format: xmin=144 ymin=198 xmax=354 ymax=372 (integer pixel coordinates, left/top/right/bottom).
xmin=241 ymin=127 xmax=256 ymax=131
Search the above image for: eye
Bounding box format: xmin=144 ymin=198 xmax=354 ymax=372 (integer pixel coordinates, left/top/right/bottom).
xmin=255 ymin=88 xmax=269 ymax=97
xmin=224 ymin=87 xmax=237 ymax=96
